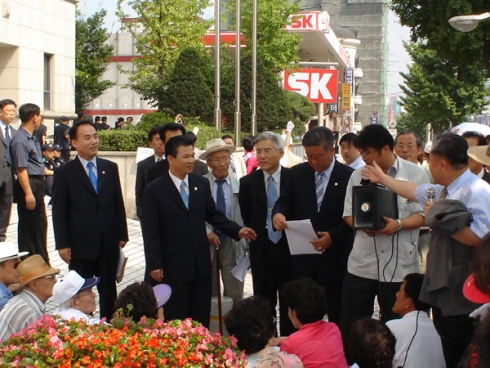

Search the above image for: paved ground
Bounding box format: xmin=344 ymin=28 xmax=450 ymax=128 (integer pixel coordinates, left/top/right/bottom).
xmin=5 ymin=201 xmax=254 ymax=317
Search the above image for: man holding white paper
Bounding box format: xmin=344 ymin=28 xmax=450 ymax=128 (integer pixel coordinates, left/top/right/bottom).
xmin=272 ymin=126 xmax=354 ymax=325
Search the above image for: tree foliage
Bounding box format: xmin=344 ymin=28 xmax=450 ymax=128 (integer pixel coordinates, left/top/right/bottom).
xmin=161 ymin=48 xmax=215 ymax=121
xmin=116 ymin=0 xmax=211 ymax=109
xmin=284 ymin=90 xmax=316 ymax=123
xmin=75 ymin=9 xmax=114 ymax=111
xmin=399 ymin=42 xmax=488 ymax=128
xmin=391 ymin=0 xmax=490 ymax=77
xmin=224 ymin=0 xmax=302 ymax=72
xmin=222 ymin=55 xmax=293 ymax=132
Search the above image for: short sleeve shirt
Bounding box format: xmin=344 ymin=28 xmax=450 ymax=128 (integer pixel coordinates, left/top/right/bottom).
xmin=10 ymin=127 xmax=45 ymax=175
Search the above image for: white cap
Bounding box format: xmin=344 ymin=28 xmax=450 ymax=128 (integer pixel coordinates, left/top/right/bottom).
xmin=0 ymin=242 xmax=28 ymax=263
xmin=53 ymin=270 xmax=100 ymax=304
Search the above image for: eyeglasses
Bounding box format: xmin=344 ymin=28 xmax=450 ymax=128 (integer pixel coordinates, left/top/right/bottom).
xmin=395 ymin=144 xmax=417 ymax=149
xmin=209 ymin=156 xmax=230 ymax=164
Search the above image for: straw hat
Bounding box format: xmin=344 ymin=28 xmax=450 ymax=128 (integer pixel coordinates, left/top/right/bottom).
xmin=17 ymin=255 xmax=60 ymax=289
xmin=199 ymin=138 xmax=236 ymax=161
xmin=468 ymin=143 xmax=490 ymax=166
xmin=0 ymin=242 xmax=28 ymax=263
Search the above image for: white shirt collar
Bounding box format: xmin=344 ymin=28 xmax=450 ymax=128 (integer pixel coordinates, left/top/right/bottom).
xmin=169 ymin=170 xmax=189 ymax=191
xmin=78 ymin=156 xmax=97 ymax=169
xmin=212 ymin=173 xmax=230 ymax=185
xmin=263 ymin=166 xmax=282 ymax=183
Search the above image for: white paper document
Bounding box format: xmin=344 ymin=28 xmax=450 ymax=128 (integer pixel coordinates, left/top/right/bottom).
xmin=232 ymin=254 xmax=250 ymax=282
xmin=135 ymin=147 xmax=155 ymax=163
xmin=284 ymin=219 xmax=321 ymax=255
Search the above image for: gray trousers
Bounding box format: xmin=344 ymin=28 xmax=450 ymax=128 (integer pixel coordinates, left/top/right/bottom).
xmin=211 ymin=237 xmax=244 ymax=305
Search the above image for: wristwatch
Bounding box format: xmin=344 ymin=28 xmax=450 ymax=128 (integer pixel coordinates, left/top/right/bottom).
xmin=396 ymin=219 xmax=403 ymax=232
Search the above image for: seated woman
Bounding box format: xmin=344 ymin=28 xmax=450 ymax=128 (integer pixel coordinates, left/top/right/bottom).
xmin=276 ymin=277 xmax=347 ymax=368
xmin=225 ymin=295 xmax=303 ymax=368
xmin=114 ymin=282 xmax=171 ymax=322
xmin=347 ymin=318 xmax=395 ymax=368
xmin=52 ymin=270 xmax=100 ymax=324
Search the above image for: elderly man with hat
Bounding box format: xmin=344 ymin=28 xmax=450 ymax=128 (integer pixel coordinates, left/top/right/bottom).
xmin=0 ymin=242 xmax=28 ymax=310
xmin=201 ymin=138 xmax=248 ymax=305
xmin=53 ymin=270 xmax=100 ymax=324
xmin=0 ymin=255 xmax=59 ymax=340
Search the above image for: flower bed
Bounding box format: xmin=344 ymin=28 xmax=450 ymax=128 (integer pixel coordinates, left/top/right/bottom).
xmin=0 ymin=314 xmax=244 ymax=367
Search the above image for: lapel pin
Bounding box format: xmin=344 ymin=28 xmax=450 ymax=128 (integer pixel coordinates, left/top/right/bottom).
xmin=334 ymin=182 xmax=338 ymax=186
xmin=102 ymin=171 xmax=105 ymax=174
xmin=194 ymin=187 xmax=197 ymax=191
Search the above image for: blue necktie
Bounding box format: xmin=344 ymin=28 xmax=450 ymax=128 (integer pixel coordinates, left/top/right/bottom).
xmin=86 ymin=162 xmax=98 ymax=193
xmin=5 ymin=126 xmax=11 ymax=164
xmin=180 ymin=181 xmax=189 ymax=209
xmin=267 ymin=176 xmax=281 ymax=243
xmin=215 ymin=180 xmax=227 ymax=242
xmin=315 ymin=172 xmax=325 ymax=212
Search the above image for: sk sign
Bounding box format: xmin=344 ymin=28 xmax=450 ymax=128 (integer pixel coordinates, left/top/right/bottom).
xmin=283 ymin=69 xmax=338 ymax=103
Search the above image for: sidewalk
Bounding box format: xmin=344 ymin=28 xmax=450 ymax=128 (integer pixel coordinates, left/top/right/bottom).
xmin=6 ymin=202 xmax=254 ymax=317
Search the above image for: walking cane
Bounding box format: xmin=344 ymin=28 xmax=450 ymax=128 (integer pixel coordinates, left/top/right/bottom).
xmin=215 ymin=246 xmax=223 ymax=335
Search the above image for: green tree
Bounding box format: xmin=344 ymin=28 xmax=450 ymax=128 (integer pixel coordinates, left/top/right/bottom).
xmin=399 ymin=42 xmax=487 ymax=129
xmin=391 ymin=0 xmax=490 ymax=77
xmin=284 ymin=90 xmax=316 ymax=123
xmin=395 ymin=112 xmax=429 ymax=141
xmin=162 ymin=48 xmax=215 ymax=122
xmin=224 ymin=0 xmax=302 ymax=72
xmin=117 ymin=0 xmax=211 ymax=109
xmin=222 ymin=55 xmax=293 ymax=132
xmin=75 ymin=9 xmax=114 ymax=111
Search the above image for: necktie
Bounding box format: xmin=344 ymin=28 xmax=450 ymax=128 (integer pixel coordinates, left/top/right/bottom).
xmin=157 ymin=156 xmax=163 ymax=162
xmin=180 ymin=181 xmax=189 ymax=209
xmin=438 ymin=187 xmax=448 ymax=201
xmin=315 ymin=172 xmax=325 ymax=212
xmin=86 ymin=162 xmax=98 ymax=194
xmin=267 ymin=176 xmax=282 ymax=243
xmin=215 ymin=180 xmax=227 ymax=242
xmin=5 ymin=126 xmax=11 ymax=164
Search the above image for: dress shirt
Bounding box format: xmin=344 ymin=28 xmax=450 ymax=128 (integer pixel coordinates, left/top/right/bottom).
xmin=477 ymin=168 xmax=484 ymax=179
xmin=348 ymin=155 xmax=365 ymax=170
xmin=344 ymin=158 xmax=429 ymax=282
xmin=169 ymin=171 xmax=189 ymax=195
xmin=0 ymin=121 xmax=8 ymax=140
xmin=386 ymin=311 xmax=446 ymax=368
xmin=212 ymin=174 xmax=232 ymax=219
xmin=78 ymin=156 xmax=98 ymax=179
xmin=280 ymin=320 xmax=348 ymax=368
xmin=0 ymin=283 xmax=13 ymax=311
xmin=316 ymin=158 xmax=336 ymax=197
xmin=263 ymin=167 xmax=282 ymax=228
xmin=0 ymin=290 xmax=45 ymax=340
xmin=414 ymin=169 xmax=490 ymax=238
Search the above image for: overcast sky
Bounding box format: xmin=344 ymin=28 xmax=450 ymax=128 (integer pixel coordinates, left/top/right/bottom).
xmin=78 ymin=0 xmax=411 ymax=100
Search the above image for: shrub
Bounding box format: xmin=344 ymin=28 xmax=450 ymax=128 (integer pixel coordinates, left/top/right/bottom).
xmin=97 ymin=129 xmax=147 ymax=151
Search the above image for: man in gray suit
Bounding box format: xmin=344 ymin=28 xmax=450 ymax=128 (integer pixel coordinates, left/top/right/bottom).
xmin=0 ymin=99 xmax=16 ymax=242
xmin=201 ymin=139 xmax=248 ymax=305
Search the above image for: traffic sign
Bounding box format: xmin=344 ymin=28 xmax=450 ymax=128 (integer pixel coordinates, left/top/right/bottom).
xmin=389 ymin=121 xmax=397 ymax=128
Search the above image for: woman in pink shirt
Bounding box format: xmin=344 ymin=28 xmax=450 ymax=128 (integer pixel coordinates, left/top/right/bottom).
xmin=277 ymin=277 xmax=348 ymax=368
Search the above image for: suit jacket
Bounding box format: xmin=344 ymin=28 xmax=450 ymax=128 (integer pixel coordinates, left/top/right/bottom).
xmin=135 ymin=155 xmax=157 ymax=219
xmin=51 ymin=157 xmax=128 ymax=260
xmin=272 ymin=160 xmax=355 ymax=261
xmin=146 ymin=158 xmax=208 ymax=184
xmin=230 ymin=152 xmax=247 ymax=179
xmin=0 ymin=125 xmax=15 ymax=179
xmin=239 ymin=167 xmax=291 ymax=271
xmin=204 ymin=172 xmax=248 ymax=262
xmin=142 ymin=172 xmax=242 ymax=282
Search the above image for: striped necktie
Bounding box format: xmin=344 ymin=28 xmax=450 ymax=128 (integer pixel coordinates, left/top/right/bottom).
xmin=315 ymin=172 xmax=325 ymax=211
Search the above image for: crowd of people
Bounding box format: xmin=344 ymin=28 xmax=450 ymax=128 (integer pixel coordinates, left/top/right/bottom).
xmin=1 ymin=97 xmax=490 ymax=367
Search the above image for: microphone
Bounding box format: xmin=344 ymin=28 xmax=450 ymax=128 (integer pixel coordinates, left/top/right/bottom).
xmin=427 ymin=187 xmax=436 ymax=203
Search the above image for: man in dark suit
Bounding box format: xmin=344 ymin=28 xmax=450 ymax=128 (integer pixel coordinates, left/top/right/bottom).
xmin=272 ymin=126 xmax=355 ymax=325
xmin=135 ymin=126 xmax=165 ymax=221
xmin=239 ymin=131 xmax=295 ymax=336
xmin=0 ymin=99 xmax=17 ymax=242
xmin=52 ymin=121 xmax=128 ymax=319
xmin=146 ymin=123 xmax=208 ymax=184
xmin=142 ymin=135 xmax=256 ymax=328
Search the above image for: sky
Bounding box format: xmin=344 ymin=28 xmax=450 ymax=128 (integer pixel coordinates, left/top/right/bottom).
xmin=78 ymin=0 xmax=412 ymax=101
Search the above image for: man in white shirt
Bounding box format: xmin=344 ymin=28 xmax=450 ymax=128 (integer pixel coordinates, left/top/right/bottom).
xmin=387 ymin=273 xmax=445 ymax=368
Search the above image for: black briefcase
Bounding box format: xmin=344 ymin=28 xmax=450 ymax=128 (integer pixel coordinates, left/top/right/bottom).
xmin=352 ymin=184 xmax=398 ymax=230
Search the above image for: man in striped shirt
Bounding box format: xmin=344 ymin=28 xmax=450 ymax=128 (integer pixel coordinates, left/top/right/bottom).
xmin=0 ymin=255 xmax=59 ymax=341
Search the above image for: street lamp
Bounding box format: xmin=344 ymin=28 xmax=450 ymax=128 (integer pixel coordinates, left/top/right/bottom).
xmin=448 ymin=12 xmax=490 ymax=32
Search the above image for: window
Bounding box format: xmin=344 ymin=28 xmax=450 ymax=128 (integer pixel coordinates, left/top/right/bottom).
xmin=43 ymin=54 xmax=51 ymax=110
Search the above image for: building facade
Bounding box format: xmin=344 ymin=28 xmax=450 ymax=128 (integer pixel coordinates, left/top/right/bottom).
xmin=0 ymin=0 xmax=77 ymax=128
